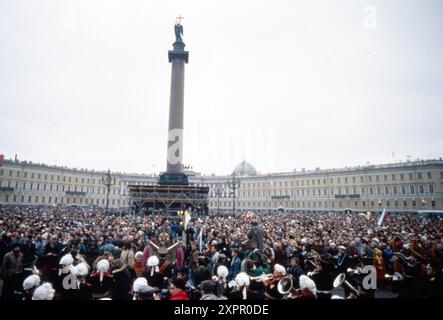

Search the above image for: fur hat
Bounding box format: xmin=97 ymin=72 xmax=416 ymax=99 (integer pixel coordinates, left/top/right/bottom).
xmin=235 ymin=272 xmax=250 ymax=287
xmin=274 ymin=264 xmax=286 ymax=276
xmin=135 ymin=251 xmax=143 ymax=260
xmin=23 ymin=275 xmax=41 ymax=291
xmin=59 ymin=253 xmax=74 ymax=266
xmin=32 ymin=283 xmax=55 ymax=300
xmin=235 ymin=272 xmax=250 ymax=300
xmin=97 ymin=259 xmax=109 ymax=282
xmin=97 ymin=259 xmax=110 ymax=273
xmin=74 ymin=262 xmax=89 ymax=277
xmin=137 ymin=285 xmax=155 ymax=299
xmin=147 ymin=255 xmax=159 ymax=267
xmin=132 ymin=277 xmax=155 ymax=300
xmin=147 ymin=255 xmax=160 ymax=276
xmin=133 ymin=277 xmax=148 ymax=293
xmin=217 ymin=265 xmax=229 ymax=278
xmin=299 ymin=275 xmax=316 ymax=294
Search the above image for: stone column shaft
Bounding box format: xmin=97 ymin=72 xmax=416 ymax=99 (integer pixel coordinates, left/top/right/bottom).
xmin=166 ymin=58 xmax=185 ymax=173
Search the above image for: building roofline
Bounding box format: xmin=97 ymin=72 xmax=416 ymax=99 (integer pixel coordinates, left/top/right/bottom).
xmin=251 ymin=159 xmax=443 ymax=179
xmin=2 ymin=159 xmax=156 ymax=179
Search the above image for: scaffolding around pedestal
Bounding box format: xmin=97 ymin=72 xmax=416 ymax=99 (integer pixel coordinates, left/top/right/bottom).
xmin=128 ymin=184 xmax=209 ymax=217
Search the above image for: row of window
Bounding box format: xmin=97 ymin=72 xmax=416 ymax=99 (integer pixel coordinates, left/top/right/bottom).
xmin=210 ymin=199 xmax=437 ymax=209
xmin=2 ymin=194 xmax=126 ymax=206
xmin=0 ymin=169 xmax=125 ymax=186
xmin=57 ymin=171 xmax=439 ymax=191
xmin=209 ymin=184 xmax=436 ymax=198
xmin=238 ymin=172 xmax=439 ymax=189
xmin=0 ymin=180 xmax=124 ymax=195
xmin=0 ymin=178 xmax=437 ymax=199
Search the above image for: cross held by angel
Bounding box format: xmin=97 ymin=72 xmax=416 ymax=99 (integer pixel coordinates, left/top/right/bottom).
xmin=174 ymin=15 xmax=184 ymax=41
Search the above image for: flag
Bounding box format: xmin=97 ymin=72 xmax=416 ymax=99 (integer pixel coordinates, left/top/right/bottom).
xmin=346 ymin=216 xmax=352 ymax=225
xmin=198 ymin=228 xmax=203 ymax=253
xmin=184 ymin=209 xmax=192 ymax=229
xmin=377 ymin=208 xmax=387 ymax=226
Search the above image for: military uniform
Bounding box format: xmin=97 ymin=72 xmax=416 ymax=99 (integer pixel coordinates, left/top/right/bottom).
xmin=89 ymin=271 xmax=112 ymax=299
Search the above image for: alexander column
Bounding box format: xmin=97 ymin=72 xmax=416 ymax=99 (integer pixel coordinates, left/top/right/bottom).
xmin=159 ymin=16 xmax=189 ymax=185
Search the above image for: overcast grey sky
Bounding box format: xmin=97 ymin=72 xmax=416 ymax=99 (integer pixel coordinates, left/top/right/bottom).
xmin=1 ymin=0 xmax=442 ymax=175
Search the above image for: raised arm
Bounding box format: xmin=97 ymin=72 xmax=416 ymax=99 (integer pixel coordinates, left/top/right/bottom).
xmin=167 ymin=240 xmax=183 ymax=252
xmin=148 ymin=239 xmax=160 ymax=251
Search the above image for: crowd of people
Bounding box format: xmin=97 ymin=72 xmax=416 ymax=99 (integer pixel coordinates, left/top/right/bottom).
xmin=1 ymin=204 xmax=442 ymax=300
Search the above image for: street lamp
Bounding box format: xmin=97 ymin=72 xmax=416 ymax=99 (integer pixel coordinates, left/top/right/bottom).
xmin=227 ymin=173 xmax=240 ymax=216
xmin=101 ymin=169 xmax=116 ymax=212
xmin=345 ymin=195 xmax=351 ymax=213
xmin=214 ymin=185 xmax=224 ymax=214
xmin=267 ymin=174 xmax=273 ymax=213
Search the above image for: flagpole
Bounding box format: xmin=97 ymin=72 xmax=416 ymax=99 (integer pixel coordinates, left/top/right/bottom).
xmin=182 ymin=210 xmax=187 ymax=246
xmin=198 ymin=228 xmax=203 ymax=253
